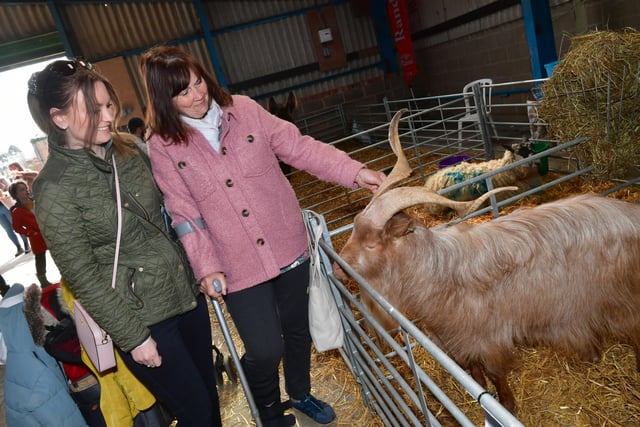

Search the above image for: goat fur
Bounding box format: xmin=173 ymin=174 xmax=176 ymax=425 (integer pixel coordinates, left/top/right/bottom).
xmin=336 ymin=109 xmax=640 ymax=413
xmin=339 ymin=193 xmax=640 ymax=412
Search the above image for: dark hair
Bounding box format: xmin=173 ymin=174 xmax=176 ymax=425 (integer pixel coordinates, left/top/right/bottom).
xmin=140 ymin=45 xmax=233 ymax=145
xmin=127 ymin=117 xmax=145 ymax=133
xmin=8 ymin=179 xmax=28 ymax=202
xmin=27 ymin=59 xmax=134 ymax=156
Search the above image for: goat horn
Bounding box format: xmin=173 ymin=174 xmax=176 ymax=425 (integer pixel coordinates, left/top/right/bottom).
xmin=361 ymin=108 xmax=412 ymax=219
xmin=365 ymin=186 xmax=519 ymax=230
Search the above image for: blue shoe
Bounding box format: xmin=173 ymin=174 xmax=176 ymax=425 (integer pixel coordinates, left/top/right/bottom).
xmin=292 ymin=394 xmax=336 ymax=425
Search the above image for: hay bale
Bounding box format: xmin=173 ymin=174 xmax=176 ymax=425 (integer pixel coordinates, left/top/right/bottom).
xmin=537 ymin=29 xmax=640 ymax=179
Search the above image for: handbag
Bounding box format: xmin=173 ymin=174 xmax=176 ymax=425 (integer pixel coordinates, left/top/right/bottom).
xmin=73 ymin=300 xmax=116 ymax=372
xmin=303 ymin=210 xmax=344 ymax=352
xmin=133 ymin=402 xmax=175 ymax=427
xmin=72 ymin=154 xmax=123 ymax=373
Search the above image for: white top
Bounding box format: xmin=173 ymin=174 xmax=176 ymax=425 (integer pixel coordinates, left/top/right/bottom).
xmin=181 ymin=102 xmax=223 ymax=152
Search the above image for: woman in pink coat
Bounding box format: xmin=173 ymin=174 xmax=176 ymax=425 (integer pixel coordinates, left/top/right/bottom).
xmin=140 ymin=46 xmax=385 ymax=427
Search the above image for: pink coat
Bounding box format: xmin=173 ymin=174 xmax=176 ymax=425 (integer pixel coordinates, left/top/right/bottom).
xmin=148 ymin=95 xmax=364 ymax=293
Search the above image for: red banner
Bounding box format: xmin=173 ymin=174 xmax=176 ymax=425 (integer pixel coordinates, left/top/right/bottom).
xmin=387 ymin=0 xmax=418 ymax=87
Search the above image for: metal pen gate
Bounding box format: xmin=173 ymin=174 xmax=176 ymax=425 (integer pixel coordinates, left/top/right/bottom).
xmin=303 ymin=209 xmax=522 ymax=427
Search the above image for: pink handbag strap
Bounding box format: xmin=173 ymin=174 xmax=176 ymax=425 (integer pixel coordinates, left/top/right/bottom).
xmin=111 ymin=154 xmax=122 ymax=290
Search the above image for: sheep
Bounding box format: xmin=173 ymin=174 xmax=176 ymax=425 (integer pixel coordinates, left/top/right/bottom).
xmin=423 ymin=139 xmax=539 ymax=215
xmin=335 ymin=108 xmax=640 ymax=413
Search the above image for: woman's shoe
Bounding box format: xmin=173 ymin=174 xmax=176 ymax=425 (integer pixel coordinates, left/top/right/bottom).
xmin=259 ymin=400 xmax=296 ymax=427
xmin=292 ymin=394 xmax=336 ymax=425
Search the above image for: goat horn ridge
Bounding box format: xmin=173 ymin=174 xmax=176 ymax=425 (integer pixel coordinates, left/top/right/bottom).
xmin=366 ymin=186 xmax=518 ymax=229
xmin=358 ymin=107 xmax=516 ymax=227
xmin=361 ymin=108 xmax=412 ymax=220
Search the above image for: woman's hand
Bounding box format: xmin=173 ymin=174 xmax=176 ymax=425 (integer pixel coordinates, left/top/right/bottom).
xmin=200 ymin=272 xmax=227 ymax=298
xmin=131 ymin=336 xmax=162 ymax=368
xmin=354 ymin=168 xmax=387 ymax=192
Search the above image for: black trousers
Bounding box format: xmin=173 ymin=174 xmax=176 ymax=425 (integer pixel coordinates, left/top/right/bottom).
xmin=35 ymin=251 xmax=49 ymax=286
xmin=119 ymin=294 xmax=222 ymax=427
xmin=224 ymin=259 xmax=311 ymax=406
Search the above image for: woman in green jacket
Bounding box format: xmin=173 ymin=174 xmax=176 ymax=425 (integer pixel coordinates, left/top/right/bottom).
xmin=27 ymin=59 xmax=222 ymax=427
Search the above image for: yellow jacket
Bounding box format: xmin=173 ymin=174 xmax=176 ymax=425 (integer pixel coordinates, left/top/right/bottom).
xmin=61 ymin=279 xmax=156 ymax=427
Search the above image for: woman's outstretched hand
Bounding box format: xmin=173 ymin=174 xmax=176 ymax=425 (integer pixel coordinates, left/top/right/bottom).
xmin=354 ymin=168 xmax=387 ymax=192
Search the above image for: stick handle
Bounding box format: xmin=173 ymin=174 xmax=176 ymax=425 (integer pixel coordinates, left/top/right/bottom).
xmin=213 ymin=279 xmax=223 ymax=293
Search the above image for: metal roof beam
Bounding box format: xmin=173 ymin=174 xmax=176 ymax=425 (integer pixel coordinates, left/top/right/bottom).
xmin=47 ymin=0 xmax=75 ymax=58
xmin=0 ymin=31 xmax=63 ymax=71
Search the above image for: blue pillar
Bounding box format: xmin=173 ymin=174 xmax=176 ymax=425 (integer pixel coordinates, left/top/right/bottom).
xmin=371 ymin=0 xmax=398 ymax=74
xmin=47 ymin=0 xmax=74 ymax=58
xmin=521 ymin=0 xmax=557 ymax=79
xmin=194 ymin=0 xmax=228 ymax=88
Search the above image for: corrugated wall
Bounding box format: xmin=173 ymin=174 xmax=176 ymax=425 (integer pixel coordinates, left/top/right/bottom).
xmin=6 ymin=1 xmax=632 ymax=111
xmin=2 ymin=1 xmax=385 ymax=102
xmin=62 ymin=1 xmax=201 ymax=58
xmin=204 ymin=1 xmax=383 ymax=99
xmin=0 ymin=3 xmax=54 ymax=43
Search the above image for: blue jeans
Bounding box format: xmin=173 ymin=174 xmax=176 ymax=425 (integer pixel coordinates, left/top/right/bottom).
xmin=0 ymin=204 xmax=28 ymax=251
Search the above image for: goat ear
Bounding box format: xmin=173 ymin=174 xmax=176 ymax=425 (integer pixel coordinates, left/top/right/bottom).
xmin=266 ymin=97 xmax=276 ymax=113
xmin=382 ymin=212 xmax=416 ymax=239
xmin=286 ymin=91 xmax=297 ymax=113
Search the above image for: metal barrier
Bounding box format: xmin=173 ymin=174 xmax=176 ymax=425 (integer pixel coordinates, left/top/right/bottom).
xmin=301 ymin=206 xmax=524 ymax=427
xmin=291 ymin=78 xmax=604 ymax=231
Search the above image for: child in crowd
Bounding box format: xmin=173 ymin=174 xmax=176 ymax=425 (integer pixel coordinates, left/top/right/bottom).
xmin=9 ymin=179 xmax=53 ymax=287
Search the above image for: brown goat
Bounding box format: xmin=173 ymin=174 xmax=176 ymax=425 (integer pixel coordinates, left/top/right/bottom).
xmin=267 ymin=91 xmax=298 ymax=176
xmin=335 ymin=109 xmax=640 ymax=413
xmin=267 ymin=91 xmax=297 ymax=123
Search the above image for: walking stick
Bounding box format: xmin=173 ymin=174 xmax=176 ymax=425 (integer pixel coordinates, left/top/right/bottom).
xmin=210 ymin=279 xmax=263 ymax=427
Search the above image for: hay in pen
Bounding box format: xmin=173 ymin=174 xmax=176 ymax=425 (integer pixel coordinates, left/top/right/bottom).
xmin=537 ymin=29 xmax=640 ymax=179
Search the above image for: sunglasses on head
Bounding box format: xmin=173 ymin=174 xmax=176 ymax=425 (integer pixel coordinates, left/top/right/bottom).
xmin=28 ymin=58 xmax=94 ymax=98
xmin=48 ymin=58 xmax=94 ymax=76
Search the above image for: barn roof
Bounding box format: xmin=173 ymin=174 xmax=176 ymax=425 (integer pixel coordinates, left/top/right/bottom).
xmin=0 ymin=0 xmax=385 ymax=101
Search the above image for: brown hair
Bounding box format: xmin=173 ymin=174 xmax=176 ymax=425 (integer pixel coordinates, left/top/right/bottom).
xmin=8 ymin=179 xmax=28 ymax=204
xmin=27 ymin=59 xmax=134 ymax=157
xmin=140 ymin=45 xmax=233 ymax=145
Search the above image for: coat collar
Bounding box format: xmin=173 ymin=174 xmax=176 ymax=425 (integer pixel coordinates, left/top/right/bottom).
xmin=48 ymin=137 xmax=114 ymax=173
xmin=0 ymin=284 xmax=24 ymax=308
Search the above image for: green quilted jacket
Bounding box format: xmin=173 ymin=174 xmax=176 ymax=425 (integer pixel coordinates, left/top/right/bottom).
xmin=33 ymin=136 xmax=199 ymax=352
